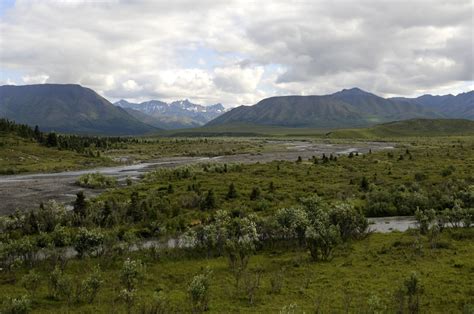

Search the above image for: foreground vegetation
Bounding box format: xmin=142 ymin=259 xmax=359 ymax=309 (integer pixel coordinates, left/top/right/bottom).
xmin=1 ymin=224 xmax=473 ymax=313
xmin=1 ymin=119 xmax=473 ymax=312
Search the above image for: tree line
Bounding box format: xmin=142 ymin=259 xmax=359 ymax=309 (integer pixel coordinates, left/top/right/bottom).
xmin=0 ymin=118 xmax=138 ymax=154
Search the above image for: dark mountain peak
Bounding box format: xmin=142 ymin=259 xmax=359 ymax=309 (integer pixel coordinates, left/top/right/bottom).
xmin=0 ymin=84 xmax=157 ymax=135
xmin=336 ymin=87 xmax=371 ymax=95
xmin=208 ymin=103 xmax=225 ymax=112
xmin=115 ymin=99 xmax=135 ymax=106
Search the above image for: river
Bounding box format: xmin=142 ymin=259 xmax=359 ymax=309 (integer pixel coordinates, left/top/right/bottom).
xmin=0 ymin=141 xmax=394 ymax=215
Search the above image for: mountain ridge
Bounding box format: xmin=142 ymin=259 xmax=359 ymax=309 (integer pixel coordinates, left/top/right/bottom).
xmin=0 ymin=84 xmax=158 ymax=135
xmin=207 ymin=88 xmax=472 ymax=128
xmin=114 ymin=98 xmax=226 ymax=129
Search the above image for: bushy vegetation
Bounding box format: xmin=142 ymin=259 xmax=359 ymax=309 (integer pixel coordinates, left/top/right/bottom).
xmin=75 ymin=173 xmax=117 ymax=189
xmin=0 ymin=133 xmax=473 ymax=312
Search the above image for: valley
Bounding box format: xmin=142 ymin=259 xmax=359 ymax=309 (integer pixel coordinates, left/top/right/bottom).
xmin=0 ymin=140 xmax=394 ymax=214
xmin=1 ymin=1 xmax=473 ymax=312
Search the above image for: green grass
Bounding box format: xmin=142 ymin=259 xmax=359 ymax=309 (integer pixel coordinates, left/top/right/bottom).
xmin=0 ymin=133 xmax=115 ymax=174
xmin=0 ymin=133 xmax=266 ymax=174
xmin=1 ymin=230 xmax=473 ymax=313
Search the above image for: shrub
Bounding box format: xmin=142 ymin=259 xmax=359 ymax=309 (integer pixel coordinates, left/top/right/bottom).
xmin=48 ymin=266 xmax=73 ymax=301
xmin=414 ymin=208 xmax=436 ymax=235
xmin=20 ymin=270 xmax=41 ymax=297
xmin=76 ymin=173 xmax=117 ymax=189
xmin=119 ymin=258 xmax=144 ymax=313
xmin=188 ymin=267 xmax=212 ymax=313
xmin=1 ymin=295 xmax=31 ymax=314
xmin=79 ymin=266 xmax=103 ymax=304
xmin=224 ymin=214 xmax=260 ymax=289
xmin=269 ymin=270 xmax=284 ymax=294
xmin=275 ymin=207 xmax=309 ymax=243
xmin=73 ymin=228 xmax=104 ymax=258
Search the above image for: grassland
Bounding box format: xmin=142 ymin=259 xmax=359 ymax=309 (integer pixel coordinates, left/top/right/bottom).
xmin=0 ymin=133 xmax=114 ymax=174
xmin=0 ymin=132 xmax=266 ymax=174
xmin=1 ymin=229 xmax=473 ymax=313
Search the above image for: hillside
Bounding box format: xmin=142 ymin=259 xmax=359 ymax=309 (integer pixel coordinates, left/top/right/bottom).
xmin=327 ymin=118 xmax=474 ymax=138
xmin=115 ymin=99 xmax=225 ymax=129
xmin=207 ymin=88 xmax=471 ymax=128
xmin=391 ymin=91 xmax=474 ymax=119
xmin=0 ymin=84 xmax=158 ymax=135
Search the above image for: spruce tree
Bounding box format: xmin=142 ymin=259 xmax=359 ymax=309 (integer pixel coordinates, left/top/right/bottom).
xmin=226 ymin=183 xmax=238 ymax=199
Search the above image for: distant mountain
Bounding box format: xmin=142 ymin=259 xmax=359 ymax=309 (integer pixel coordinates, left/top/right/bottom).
xmin=115 ymin=99 xmax=226 ymax=129
xmin=390 ymin=91 xmax=474 ymax=119
xmin=207 ymin=88 xmax=471 ymax=128
xmin=0 ymin=84 xmax=157 ymax=135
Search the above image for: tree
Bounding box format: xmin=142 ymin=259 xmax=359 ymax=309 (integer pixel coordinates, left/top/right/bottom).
xmin=268 ymin=181 xmax=275 ymax=193
xmin=275 ymin=207 xmax=309 ymax=244
xmin=73 ymin=191 xmax=87 ymax=218
xmin=328 ymin=203 xmax=368 ymax=241
xmin=305 ymin=213 xmax=341 ymax=261
xmin=127 ymin=191 xmax=143 ymax=222
xmin=249 ymin=187 xmax=261 ymax=201
xmin=46 ymin=132 xmax=58 ymax=147
xmin=201 ymin=189 xmax=216 ymax=210
xmin=360 ymin=176 xmax=370 ymax=192
xmin=226 ymin=183 xmax=238 ymax=200
xmin=33 ymin=125 xmax=42 ymax=142
xmin=223 ymin=214 xmax=260 ymax=290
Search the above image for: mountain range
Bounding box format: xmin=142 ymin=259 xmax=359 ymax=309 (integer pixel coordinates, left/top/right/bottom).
xmin=0 ymin=84 xmax=472 ymax=135
xmin=114 ymin=99 xmax=226 ymax=129
xmin=0 ymin=84 xmax=157 ymax=135
xmin=207 ymin=88 xmax=473 ymax=128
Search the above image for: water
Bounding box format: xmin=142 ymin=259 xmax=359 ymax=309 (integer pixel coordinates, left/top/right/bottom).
xmin=368 ymin=216 xmax=417 ymax=233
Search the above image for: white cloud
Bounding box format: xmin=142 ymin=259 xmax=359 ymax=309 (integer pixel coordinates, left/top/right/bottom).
xmin=22 ymin=74 xmax=49 ymax=84
xmin=0 ymin=0 xmax=472 ymax=106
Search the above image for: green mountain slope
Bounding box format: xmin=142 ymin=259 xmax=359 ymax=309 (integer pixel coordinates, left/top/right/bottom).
xmin=327 ymin=118 xmax=474 ymax=138
xmin=207 ymin=88 xmax=469 ymax=128
xmin=0 ymin=84 xmax=158 ymax=135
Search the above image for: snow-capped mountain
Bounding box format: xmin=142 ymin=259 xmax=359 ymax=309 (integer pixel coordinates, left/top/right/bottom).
xmin=114 ymin=99 xmax=226 ymax=129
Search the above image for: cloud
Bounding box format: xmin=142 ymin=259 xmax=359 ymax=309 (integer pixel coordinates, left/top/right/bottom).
xmin=0 ymin=0 xmax=472 ymax=105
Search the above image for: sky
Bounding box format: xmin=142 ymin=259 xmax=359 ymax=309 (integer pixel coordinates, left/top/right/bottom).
xmin=0 ymin=0 xmax=473 ymax=107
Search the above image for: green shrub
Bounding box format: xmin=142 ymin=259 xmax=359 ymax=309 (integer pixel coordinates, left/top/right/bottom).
xmin=188 ymin=267 xmax=212 ymax=313
xmin=20 ymin=270 xmax=41 ymax=297
xmin=73 ymin=228 xmax=104 ymax=258
xmin=76 ymin=173 xmax=117 ymax=189
xmin=1 ymin=295 xmax=31 ymax=314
